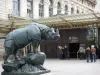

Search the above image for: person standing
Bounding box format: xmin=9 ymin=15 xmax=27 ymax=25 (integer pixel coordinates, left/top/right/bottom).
xmin=78 ymin=46 xmax=85 ymax=60
xmin=58 ymin=46 xmax=63 ymax=59
xmin=63 ymin=45 xmax=69 ymax=59
xmin=85 ymin=47 xmax=91 ymax=63
xmin=90 ymin=45 xmax=96 ymax=62
xmin=62 ymin=47 xmax=65 ymax=59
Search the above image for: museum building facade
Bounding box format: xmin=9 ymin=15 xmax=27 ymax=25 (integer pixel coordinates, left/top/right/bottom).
xmin=0 ymin=0 xmax=97 ymax=58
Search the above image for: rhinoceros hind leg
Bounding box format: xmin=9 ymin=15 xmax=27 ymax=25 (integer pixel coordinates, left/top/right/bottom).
xmin=3 ymin=47 xmax=12 ymax=64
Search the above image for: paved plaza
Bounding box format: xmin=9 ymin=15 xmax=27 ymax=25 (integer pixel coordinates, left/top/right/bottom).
xmin=44 ymin=59 xmax=100 ymax=75
xmin=0 ymin=59 xmax=100 ymax=75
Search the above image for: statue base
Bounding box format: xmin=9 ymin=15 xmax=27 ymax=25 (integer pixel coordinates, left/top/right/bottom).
xmin=2 ymin=64 xmax=50 ymax=75
xmin=2 ymin=52 xmax=50 ymax=75
xmin=2 ymin=70 xmax=50 ymax=75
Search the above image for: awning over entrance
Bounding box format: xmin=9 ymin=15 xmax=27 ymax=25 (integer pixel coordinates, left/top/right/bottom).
xmin=0 ymin=13 xmax=100 ymax=32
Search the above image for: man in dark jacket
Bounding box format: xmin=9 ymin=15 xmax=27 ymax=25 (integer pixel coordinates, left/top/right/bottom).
xmin=86 ymin=47 xmax=91 ymax=63
xmin=63 ymin=45 xmax=69 ymax=59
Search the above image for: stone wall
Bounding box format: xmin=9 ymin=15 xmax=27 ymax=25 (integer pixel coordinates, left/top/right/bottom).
xmin=0 ymin=33 xmax=6 ymax=60
xmin=0 ymin=0 xmax=8 ymax=19
xmin=0 ymin=39 xmax=5 ymax=60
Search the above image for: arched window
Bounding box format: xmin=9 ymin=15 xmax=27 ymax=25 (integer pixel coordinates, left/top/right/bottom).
xmin=13 ymin=0 xmax=20 ymax=16
xmin=39 ymin=0 xmax=44 ymax=17
xmin=27 ymin=0 xmax=33 ymax=18
xmin=65 ymin=5 xmax=68 ymax=14
xmin=77 ymin=9 xmax=79 ymax=14
xmin=82 ymin=10 xmax=84 ymax=13
xmin=49 ymin=0 xmax=53 ymax=17
xmin=71 ymin=7 xmax=74 ymax=14
xmin=82 ymin=0 xmax=84 ymax=4
xmin=57 ymin=2 xmax=61 ymax=14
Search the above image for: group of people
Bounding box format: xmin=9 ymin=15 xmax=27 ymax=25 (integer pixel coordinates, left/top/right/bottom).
xmin=86 ymin=45 xmax=96 ymax=62
xmin=58 ymin=45 xmax=69 ymax=59
xmin=78 ymin=45 xmax=97 ymax=63
xmin=58 ymin=44 xmax=97 ymax=63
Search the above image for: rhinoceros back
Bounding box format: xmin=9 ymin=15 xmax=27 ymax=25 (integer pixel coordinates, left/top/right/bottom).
xmin=32 ymin=23 xmax=49 ymax=30
xmin=13 ymin=28 xmax=31 ymax=48
xmin=4 ymin=24 xmax=42 ymax=49
xmin=4 ymin=28 xmax=31 ymax=49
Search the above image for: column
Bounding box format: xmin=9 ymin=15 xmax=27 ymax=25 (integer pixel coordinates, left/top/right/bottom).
xmin=53 ymin=4 xmax=57 ymax=16
xmin=20 ymin=0 xmax=27 ymax=17
xmin=79 ymin=8 xmax=82 ymax=14
xmin=44 ymin=2 xmax=49 ymax=18
xmin=74 ymin=4 xmax=77 ymax=14
xmin=61 ymin=1 xmax=64 ymax=14
xmin=68 ymin=2 xmax=71 ymax=15
xmin=33 ymin=1 xmax=39 ymax=19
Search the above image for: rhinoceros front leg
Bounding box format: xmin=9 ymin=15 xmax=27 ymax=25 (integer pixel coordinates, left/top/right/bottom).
xmin=32 ymin=41 xmax=40 ymax=53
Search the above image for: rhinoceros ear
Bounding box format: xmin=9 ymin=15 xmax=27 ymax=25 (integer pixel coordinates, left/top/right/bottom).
xmin=55 ymin=29 xmax=59 ymax=33
xmin=50 ymin=28 xmax=55 ymax=33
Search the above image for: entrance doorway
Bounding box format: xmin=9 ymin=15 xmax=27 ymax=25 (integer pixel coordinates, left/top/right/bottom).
xmin=69 ymin=43 xmax=80 ymax=58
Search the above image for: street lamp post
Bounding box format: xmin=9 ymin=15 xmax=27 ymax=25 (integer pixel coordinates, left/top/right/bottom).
xmin=93 ymin=24 xmax=98 ymax=48
xmin=87 ymin=24 xmax=98 ymax=47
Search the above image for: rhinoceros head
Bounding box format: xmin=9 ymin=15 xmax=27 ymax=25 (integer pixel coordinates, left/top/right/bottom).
xmin=44 ymin=28 xmax=60 ymax=40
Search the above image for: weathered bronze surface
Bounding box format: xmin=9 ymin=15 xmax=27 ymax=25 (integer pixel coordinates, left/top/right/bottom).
xmin=2 ymin=23 xmax=60 ymax=75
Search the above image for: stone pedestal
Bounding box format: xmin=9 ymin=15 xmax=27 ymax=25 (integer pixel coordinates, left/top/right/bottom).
xmin=1 ymin=70 xmax=51 ymax=75
xmin=1 ymin=71 xmax=41 ymax=75
xmin=2 ymin=52 xmax=50 ymax=75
